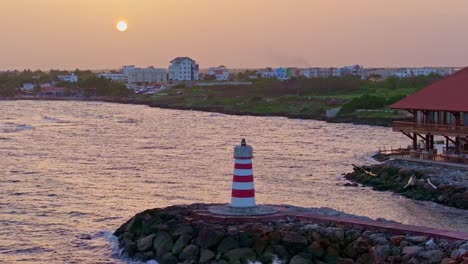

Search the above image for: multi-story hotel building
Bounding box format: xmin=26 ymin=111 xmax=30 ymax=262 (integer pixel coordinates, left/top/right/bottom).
xmin=169 ymin=57 xmax=199 ymax=81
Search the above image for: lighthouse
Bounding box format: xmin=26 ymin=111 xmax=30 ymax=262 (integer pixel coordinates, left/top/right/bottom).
xmin=231 ymin=139 xmax=256 ymax=208
xmin=208 ymin=139 xmax=278 ymax=216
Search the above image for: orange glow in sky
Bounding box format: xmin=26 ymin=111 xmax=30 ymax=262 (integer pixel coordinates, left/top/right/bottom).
xmin=1 ymin=0 xmax=468 ymax=70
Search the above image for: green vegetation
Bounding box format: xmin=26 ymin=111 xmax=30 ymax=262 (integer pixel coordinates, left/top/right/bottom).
xmin=0 ymin=69 xmax=131 ymax=98
xmin=79 ymin=76 xmax=131 ymax=97
xmin=0 ymin=76 xmax=20 ymax=97
xmin=1 ymin=70 xmax=443 ymax=125
xmin=339 ymin=94 xmax=406 ymax=114
xmin=138 ymin=74 xmax=442 ymax=124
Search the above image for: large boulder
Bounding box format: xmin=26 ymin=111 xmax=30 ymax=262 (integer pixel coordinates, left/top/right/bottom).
xmin=199 ymin=248 xmax=215 ymax=263
xmin=418 ymin=250 xmax=444 ymax=263
xmin=369 ymin=245 xmax=390 ymax=262
xmin=179 ymin=244 xmax=200 ymax=262
xmin=159 ymin=252 xmax=178 ymax=264
xmin=125 ymin=216 xmax=143 ymax=234
xmin=441 ymin=258 xmax=459 ymax=264
xmin=258 ymin=247 xmax=275 ymax=264
xmin=252 ymin=236 xmax=268 ymax=256
xmin=306 ymin=241 xmax=324 ymax=258
xmin=289 ymin=253 xmax=314 ymax=264
xmin=118 ymin=232 xmax=134 ymax=243
xmin=123 ymin=239 xmax=137 ymax=257
xmin=239 ymin=232 xmax=254 ymax=248
xmin=134 ymin=251 xmax=155 ymax=261
xmin=153 ymin=231 xmax=174 ymax=257
xmin=172 ymin=224 xmax=194 ymax=238
xmin=344 ymin=237 xmax=369 ymax=259
xmin=390 ymin=235 xmax=405 ymax=246
xmin=196 ymin=227 xmax=225 ymax=249
xmin=324 ymin=227 xmax=345 ymax=242
xmin=368 ymin=233 xmax=388 ymax=245
xmin=223 ymin=248 xmax=256 ymax=264
xmin=272 ymin=245 xmax=290 ymax=263
xmin=402 ymin=246 xmax=423 ymax=258
xmin=450 ymin=248 xmax=468 ymax=261
xmin=282 ymin=232 xmax=308 ymax=249
xmin=324 ymin=244 xmax=340 ymax=264
xmin=172 ymin=234 xmax=192 ymax=255
xmin=137 ymin=234 xmax=156 ymax=252
xmin=406 ymin=236 xmax=428 ymax=245
xmin=217 ymin=237 xmax=240 ymax=255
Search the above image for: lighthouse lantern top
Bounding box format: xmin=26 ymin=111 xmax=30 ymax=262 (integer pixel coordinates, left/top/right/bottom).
xmin=234 ymin=139 xmax=253 ymax=158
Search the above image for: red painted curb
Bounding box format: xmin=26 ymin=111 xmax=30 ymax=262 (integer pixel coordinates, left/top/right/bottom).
xmin=192 ymin=207 xmax=468 ymax=241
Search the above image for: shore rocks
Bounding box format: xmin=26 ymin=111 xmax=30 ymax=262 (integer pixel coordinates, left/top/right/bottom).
xmin=114 ymin=204 xmax=468 ymax=263
xmin=154 ymin=231 xmax=174 ymax=257
xmin=344 ymin=161 xmax=468 ymax=209
xmin=137 ymin=233 xmax=156 ymax=252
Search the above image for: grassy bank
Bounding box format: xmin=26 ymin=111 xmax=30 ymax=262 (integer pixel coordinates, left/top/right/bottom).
xmin=133 ymin=83 xmax=418 ymax=126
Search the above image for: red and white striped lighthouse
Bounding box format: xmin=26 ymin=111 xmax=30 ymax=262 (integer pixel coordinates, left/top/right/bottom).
xmin=231 ymin=139 xmax=256 ymax=208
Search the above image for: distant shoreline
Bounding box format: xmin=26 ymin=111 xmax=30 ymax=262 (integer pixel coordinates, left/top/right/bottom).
xmin=1 ymin=96 xmax=403 ymax=127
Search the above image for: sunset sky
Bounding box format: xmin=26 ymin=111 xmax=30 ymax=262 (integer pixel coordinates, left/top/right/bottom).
xmin=2 ymin=0 xmax=468 ymax=70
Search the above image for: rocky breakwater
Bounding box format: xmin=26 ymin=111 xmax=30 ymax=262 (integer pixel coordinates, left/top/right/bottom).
xmin=114 ymin=204 xmax=468 ymax=264
xmin=344 ymin=160 xmax=468 ymax=210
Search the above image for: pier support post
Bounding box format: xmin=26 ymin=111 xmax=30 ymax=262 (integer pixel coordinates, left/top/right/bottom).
xmin=413 ymin=133 xmax=418 ymax=150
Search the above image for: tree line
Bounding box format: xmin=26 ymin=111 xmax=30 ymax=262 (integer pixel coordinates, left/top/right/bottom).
xmin=0 ymin=70 xmax=130 ymax=97
xmin=192 ymin=73 xmax=443 ymax=98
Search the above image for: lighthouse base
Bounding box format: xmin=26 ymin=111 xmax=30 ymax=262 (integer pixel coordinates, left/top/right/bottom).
xmin=208 ymin=204 xmax=279 ymax=216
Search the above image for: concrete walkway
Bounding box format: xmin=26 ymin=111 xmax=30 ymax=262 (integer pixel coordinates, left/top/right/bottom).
xmin=191 ymin=205 xmax=468 ymax=241
xmin=395 ymin=157 xmax=468 ymax=170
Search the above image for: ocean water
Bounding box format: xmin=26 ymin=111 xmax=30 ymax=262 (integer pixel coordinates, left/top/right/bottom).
xmin=0 ymin=100 xmax=466 ymax=263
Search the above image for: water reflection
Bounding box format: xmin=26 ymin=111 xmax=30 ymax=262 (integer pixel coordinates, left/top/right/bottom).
xmin=0 ymin=100 xmax=466 ymax=263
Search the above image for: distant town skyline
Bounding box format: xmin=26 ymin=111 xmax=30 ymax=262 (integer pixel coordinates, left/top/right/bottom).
xmin=2 ymin=0 xmax=468 ymax=70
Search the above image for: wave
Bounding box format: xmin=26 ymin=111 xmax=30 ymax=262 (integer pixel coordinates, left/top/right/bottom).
xmin=43 ymin=116 xmax=70 ymax=123
xmin=0 ymin=123 xmax=34 ymax=133
xmin=102 ymin=231 xmax=152 ymax=264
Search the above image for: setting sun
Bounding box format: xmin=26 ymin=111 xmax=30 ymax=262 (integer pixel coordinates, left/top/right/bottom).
xmin=116 ymin=20 xmax=128 ymax=32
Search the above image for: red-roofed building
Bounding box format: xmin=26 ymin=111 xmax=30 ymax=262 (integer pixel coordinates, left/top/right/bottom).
xmin=207 ymin=66 xmax=229 ymax=81
xmin=389 ymin=67 xmax=468 ymax=163
xmin=39 ymin=86 xmax=67 ymax=97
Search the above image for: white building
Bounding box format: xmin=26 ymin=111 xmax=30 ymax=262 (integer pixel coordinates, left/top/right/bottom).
xmin=330 ymin=67 xmax=341 ymax=77
xmin=404 ymin=67 xmax=456 ymax=77
xmin=258 ymin=69 xmax=275 ymax=78
xmin=128 ymin=67 xmax=167 ymax=83
xmin=22 ymin=83 xmax=35 ymax=91
xmin=318 ymin=68 xmax=331 ymax=78
xmin=300 ymin=68 xmax=319 ymax=78
xmin=57 ymin=73 xmax=78 ymax=83
xmin=300 ymin=68 xmax=341 ymax=78
xmin=98 ymin=73 xmax=129 ymax=82
xmin=207 ymin=65 xmax=229 ymax=81
xmin=122 ymin=65 xmax=136 ymax=77
xmin=341 ymin=65 xmax=366 ymax=79
xmin=169 ymin=57 xmax=199 ymax=81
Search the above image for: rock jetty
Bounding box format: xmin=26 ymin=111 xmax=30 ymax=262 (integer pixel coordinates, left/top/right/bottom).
xmin=344 ymin=161 xmax=468 ymax=210
xmin=114 ymin=204 xmax=468 ymax=264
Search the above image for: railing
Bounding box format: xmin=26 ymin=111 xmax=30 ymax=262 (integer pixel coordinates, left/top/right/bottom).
xmin=378 ymin=148 xmax=468 ymax=165
xmin=393 ymin=121 xmax=468 ymax=135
